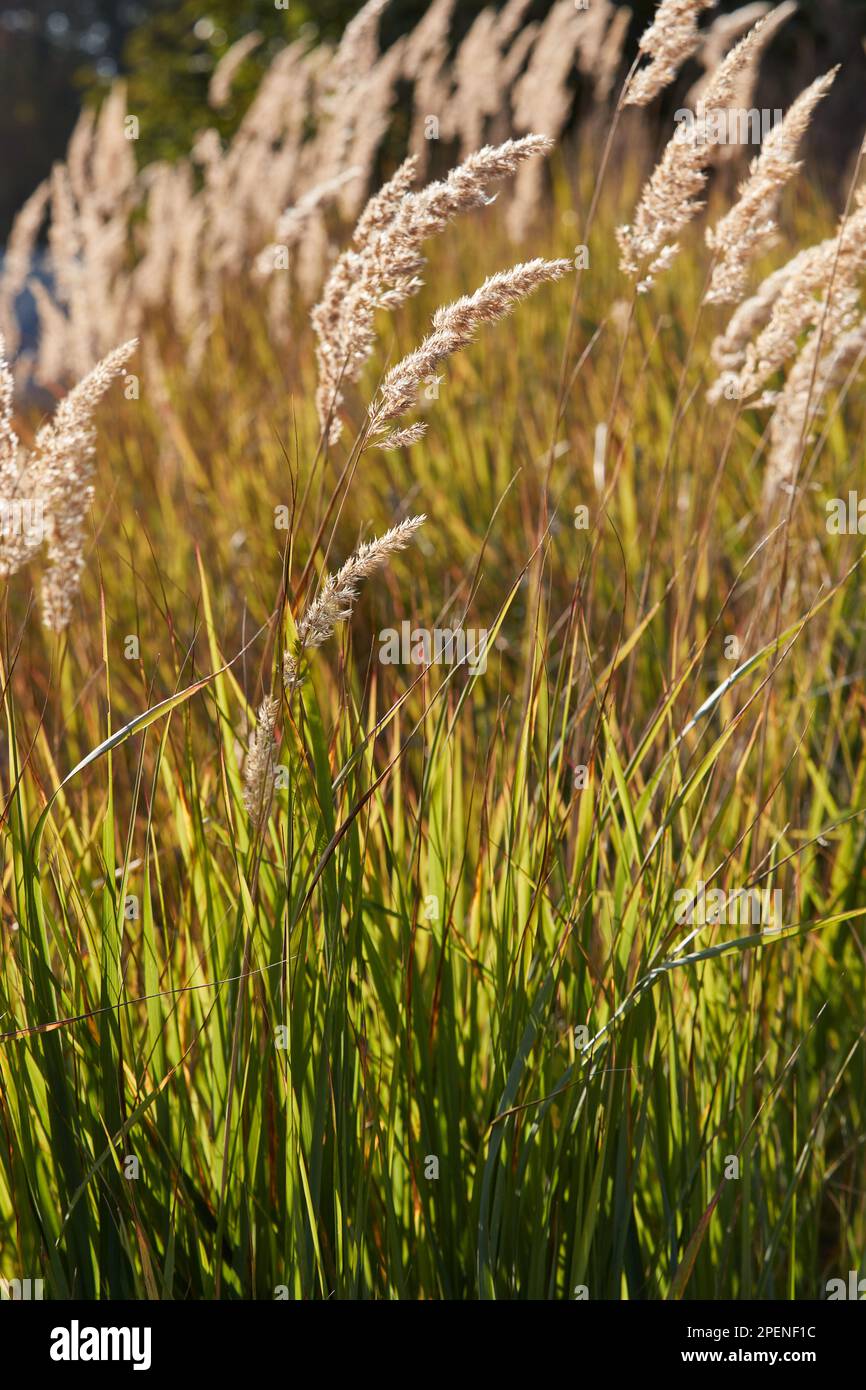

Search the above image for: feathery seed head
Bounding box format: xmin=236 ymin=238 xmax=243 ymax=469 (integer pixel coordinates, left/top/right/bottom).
xmin=242 ymin=695 xmax=281 ymax=829
xmin=0 ymin=336 xmax=137 ymax=625
xmin=369 ymin=257 xmax=571 ymax=436
xmin=209 ymin=32 xmax=263 ymax=109
xmin=626 ymin=0 xmax=718 ymax=108
xmin=705 ymin=68 xmax=838 ymax=306
xmin=618 ymin=16 xmax=771 ymax=291
xmin=312 ymin=137 xmax=554 ymax=443
xmin=284 ymin=515 xmax=426 ymax=690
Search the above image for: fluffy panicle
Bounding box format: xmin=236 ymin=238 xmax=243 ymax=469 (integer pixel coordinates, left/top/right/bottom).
xmin=26 ymin=87 xmax=140 ymax=384
xmin=19 ymin=5 xmax=605 ymax=375
xmin=0 ymin=334 xmax=45 ymax=579
xmin=312 ymin=136 xmax=553 ymax=443
xmin=284 ymin=515 xmax=426 ymax=690
xmin=687 ymin=3 xmax=795 ymax=106
xmin=692 ymin=2 xmax=797 ymax=167
xmin=704 ymin=174 xmax=866 ymax=497
xmin=171 ymin=196 xmax=209 ymax=346
xmin=310 ymin=157 xmax=419 ymax=440
xmin=90 ymin=83 xmax=137 ymax=216
xmin=507 ymin=1 xmax=618 ymax=238
xmin=448 ymin=10 xmax=508 ymax=155
xmin=242 ymin=695 xmax=281 ymax=829
xmin=765 ymin=312 xmax=866 ymax=500
xmin=0 ymin=336 xmax=21 ymax=497
xmin=510 ymin=3 xmax=605 ymax=139
xmin=707 ymin=246 xmax=818 ymax=393
xmin=312 ymin=0 xmax=392 ymax=201
xmin=0 ymin=337 xmax=137 ymax=628
xmin=715 ymin=190 xmax=866 ymax=403
xmin=445 ymin=1 xmax=535 ymax=156
xmin=36 ymin=339 xmax=139 ymax=629
xmin=133 ymin=163 xmax=196 ymax=310
xmin=626 ymin=0 xmax=718 ymax=108
xmin=595 ymin=6 xmax=633 ymax=104
xmin=232 ymin=38 xmax=314 ymax=154
xmin=326 ymin=0 xmax=391 ymax=100
xmin=705 ymin=68 xmax=838 ymax=306
xmin=498 ymin=0 xmax=536 ymax=50
xmin=762 ymin=196 xmax=866 ymax=501
xmin=331 ymin=42 xmax=409 ymax=221
xmin=690 ymin=2 xmax=771 ymax=77
xmin=352 ymin=155 xmax=419 ymax=248
xmin=66 ymin=106 xmax=96 ymax=205
xmin=369 ymin=257 xmax=571 ymax=437
xmin=28 ymin=281 xmax=71 ymax=386
xmin=560 ymin=0 xmax=633 ymax=107
xmin=209 ymin=31 xmax=263 ymax=109
xmin=255 ymin=169 xmax=361 ymax=279
xmin=404 ymin=0 xmax=457 ymax=173
xmin=380 ymin=422 xmax=428 ymax=451
xmin=617 ymin=17 xmax=769 ymax=291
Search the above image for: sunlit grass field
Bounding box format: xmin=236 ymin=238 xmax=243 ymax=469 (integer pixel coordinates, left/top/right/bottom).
xmin=1 ymin=150 xmax=865 ymax=1299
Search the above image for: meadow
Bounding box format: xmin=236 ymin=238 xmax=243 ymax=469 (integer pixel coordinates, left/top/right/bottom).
xmin=1 ymin=0 xmax=865 ymax=1301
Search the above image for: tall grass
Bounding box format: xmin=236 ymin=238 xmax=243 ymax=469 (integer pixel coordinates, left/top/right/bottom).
xmin=2 ymin=0 xmax=866 ymax=1298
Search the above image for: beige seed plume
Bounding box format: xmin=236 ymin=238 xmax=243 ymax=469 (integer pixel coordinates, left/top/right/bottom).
xmin=209 ymin=32 xmax=263 ymax=109
xmin=707 ymin=244 xmax=819 ymax=394
xmin=312 ymin=0 xmax=392 ymax=196
xmin=284 ymin=515 xmax=426 ymax=690
xmin=0 ymin=337 xmax=29 ymax=570
xmin=379 ymin=422 xmax=428 ymax=451
xmin=0 ymin=402 xmax=44 ymax=577
xmin=718 ymin=189 xmax=866 ymax=403
xmin=765 ymin=311 xmax=866 ymax=500
xmin=762 ymin=195 xmax=866 ymax=500
xmin=595 ymin=6 xmax=633 ymax=104
xmin=317 ymin=38 xmax=408 ymax=224
xmin=325 ymin=0 xmax=391 ymax=100
xmin=38 ymin=339 xmax=139 ymax=630
xmin=0 ymin=337 xmax=137 ymax=627
xmin=28 ymin=280 xmax=72 ymax=386
xmin=511 ymin=3 xmax=607 ymax=139
xmin=506 ymin=0 xmax=617 ymax=240
xmin=255 ymin=168 xmax=361 ymax=278
xmin=446 ymin=0 xmax=535 ymax=156
xmin=705 ymin=68 xmax=838 ymax=306
xmin=688 ymin=2 xmax=796 ymax=167
xmin=312 ymin=136 xmax=553 ymax=443
xmin=625 ymin=0 xmax=718 ymax=108
xmin=617 ymin=16 xmax=768 ymax=291
xmin=404 ymin=0 xmax=457 ymax=174
xmin=352 ymin=155 xmax=419 ymax=248
xmin=242 ymin=695 xmax=281 ymax=829
xmin=690 ymin=3 xmax=771 ymax=82
xmin=369 ymin=257 xmax=571 ymax=437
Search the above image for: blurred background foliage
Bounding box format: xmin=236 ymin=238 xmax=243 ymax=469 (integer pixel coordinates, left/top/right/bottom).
xmin=2 ymin=0 xmax=866 ymax=237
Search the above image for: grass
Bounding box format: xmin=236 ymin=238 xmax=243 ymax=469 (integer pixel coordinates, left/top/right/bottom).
xmin=1 ymin=149 xmax=865 ymax=1300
